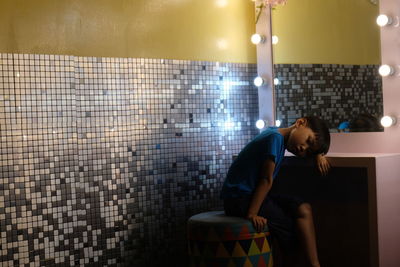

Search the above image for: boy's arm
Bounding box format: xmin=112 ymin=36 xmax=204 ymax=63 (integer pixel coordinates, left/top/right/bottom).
xmin=316 ymin=153 xmax=330 ymax=175
xmin=247 ymin=158 xmax=274 ymax=232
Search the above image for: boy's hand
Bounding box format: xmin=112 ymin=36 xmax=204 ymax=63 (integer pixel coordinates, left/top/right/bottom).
xmin=247 ymin=214 xmax=267 ymax=232
xmin=316 ymin=154 xmax=330 ymax=175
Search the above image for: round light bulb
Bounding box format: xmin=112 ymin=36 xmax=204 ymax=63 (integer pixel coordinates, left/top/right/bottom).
xmin=376 ymin=14 xmax=392 ymax=27
xmin=256 ymin=119 xmax=266 ymax=129
xmin=272 ymin=35 xmax=279 ymax=45
xmin=274 ymin=78 xmax=280 ymax=85
xmin=275 ymin=120 xmax=282 ymax=127
xmin=380 ymin=116 xmax=396 ymax=127
xmin=379 ymin=64 xmax=394 ymax=77
xmin=254 ymin=76 xmax=264 ymax=87
xmin=251 ymin=34 xmax=265 ymax=45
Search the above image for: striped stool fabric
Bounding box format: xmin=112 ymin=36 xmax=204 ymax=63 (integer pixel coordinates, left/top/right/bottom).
xmin=187 ymin=211 xmax=273 ymax=267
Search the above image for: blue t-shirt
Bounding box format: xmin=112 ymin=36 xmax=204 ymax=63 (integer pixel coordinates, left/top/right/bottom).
xmin=220 ymin=127 xmax=285 ymax=199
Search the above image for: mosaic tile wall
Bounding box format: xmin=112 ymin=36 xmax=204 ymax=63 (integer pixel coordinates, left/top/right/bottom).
xmin=0 ymin=53 xmax=259 ymax=267
xmin=274 ymin=64 xmax=383 ymax=132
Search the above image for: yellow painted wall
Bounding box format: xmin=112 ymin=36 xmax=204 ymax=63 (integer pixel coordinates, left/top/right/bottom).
xmin=271 ymin=0 xmax=381 ymax=65
xmin=0 ymin=0 xmax=256 ymax=63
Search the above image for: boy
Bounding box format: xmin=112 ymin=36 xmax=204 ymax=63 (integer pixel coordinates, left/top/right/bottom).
xmin=220 ymin=116 xmax=330 ymax=267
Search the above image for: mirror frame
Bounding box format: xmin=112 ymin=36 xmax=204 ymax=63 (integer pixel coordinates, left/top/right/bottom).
xmin=255 ymin=0 xmax=400 ymax=153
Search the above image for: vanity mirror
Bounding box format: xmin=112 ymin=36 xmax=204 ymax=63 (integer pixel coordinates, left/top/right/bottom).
xmin=271 ymin=0 xmax=383 ymax=132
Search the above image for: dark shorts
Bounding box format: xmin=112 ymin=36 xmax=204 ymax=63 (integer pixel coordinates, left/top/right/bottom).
xmin=224 ymin=194 xmax=306 ymax=251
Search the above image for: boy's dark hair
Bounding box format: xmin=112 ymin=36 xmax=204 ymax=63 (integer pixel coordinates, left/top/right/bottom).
xmin=349 ymin=113 xmax=383 ymax=132
xmin=304 ymin=116 xmax=330 ymax=155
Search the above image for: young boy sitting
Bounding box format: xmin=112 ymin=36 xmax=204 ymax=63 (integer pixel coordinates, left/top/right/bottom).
xmin=220 ymin=116 xmax=330 ymax=267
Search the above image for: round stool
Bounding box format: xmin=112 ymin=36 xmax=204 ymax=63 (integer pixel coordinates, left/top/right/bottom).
xmin=187 ymin=211 xmax=273 ymax=267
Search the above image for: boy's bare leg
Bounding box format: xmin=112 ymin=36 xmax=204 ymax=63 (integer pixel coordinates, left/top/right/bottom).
xmin=296 ymin=203 xmax=320 ymax=267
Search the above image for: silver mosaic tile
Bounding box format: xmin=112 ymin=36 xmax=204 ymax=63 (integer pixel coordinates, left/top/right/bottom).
xmin=274 ymin=64 xmax=383 ymax=132
xmin=0 ymin=53 xmax=258 ymax=266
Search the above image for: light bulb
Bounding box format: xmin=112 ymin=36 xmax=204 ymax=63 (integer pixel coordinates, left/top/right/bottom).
xmin=251 ymin=34 xmax=266 ymax=45
xmin=254 ymin=76 xmax=264 ymax=87
xmin=274 ymin=78 xmax=280 ymax=85
xmin=380 ymin=116 xmax=396 ymax=127
xmin=256 ymin=119 xmax=266 ymax=129
xmin=378 ymin=64 xmax=394 ymax=77
xmin=272 ymin=35 xmax=279 ymax=45
xmin=376 ymin=14 xmax=393 ymax=27
xmin=275 ymin=120 xmax=282 ymax=127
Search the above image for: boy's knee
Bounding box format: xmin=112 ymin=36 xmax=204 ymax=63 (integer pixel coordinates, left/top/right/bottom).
xmin=297 ymin=203 xmax=312 ymax=218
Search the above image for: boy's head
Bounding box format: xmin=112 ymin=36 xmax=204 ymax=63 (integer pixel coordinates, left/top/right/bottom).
xmin=286 ymin=116 xmax=330 ymax=157
xmin=349 ymin=113 xmax=382 ymax=132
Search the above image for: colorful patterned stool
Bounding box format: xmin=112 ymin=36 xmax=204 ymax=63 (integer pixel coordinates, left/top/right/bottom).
xmin=187 ymin=211 xmax=273 ymax=267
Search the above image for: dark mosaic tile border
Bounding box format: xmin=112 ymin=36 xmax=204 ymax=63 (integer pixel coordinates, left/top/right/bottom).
xmin=274 ymin=64 xmax=383 ymax=132
xmin=0 ymin=53 xmax=259 ymax=266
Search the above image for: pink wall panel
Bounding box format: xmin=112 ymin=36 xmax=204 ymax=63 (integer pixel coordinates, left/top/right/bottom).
xmin=376 ymin=155 xmax=400 ymax=266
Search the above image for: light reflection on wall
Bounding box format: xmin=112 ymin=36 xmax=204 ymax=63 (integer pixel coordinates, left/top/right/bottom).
xmin=216 ymin=38 xmax=229 ymax=50
xmin=215 ymin=0 xmax=229 ymax=8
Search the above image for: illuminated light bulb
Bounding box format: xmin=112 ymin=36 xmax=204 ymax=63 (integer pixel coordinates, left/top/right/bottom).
xmin=275 ymin=120 xmax=282 ymax=127
xmin=254 ymin=76 xmax=264 ymax=87
xmin=274 ymin=78 xmax=280 ymax=85
xmin=376 ymin=14 xmax=393 ymax=27
xmin=251 ymin=34 xmax=266 ymax=45
xmin=380 ymin=116 xmax=396 ymax=127
xmin=256 ymin=119 xmax=266 ymax=129
xmin=378 ymin=64 xmax=394 ymax=77
xmin=272 ymin=35 xmax=279 ymax=45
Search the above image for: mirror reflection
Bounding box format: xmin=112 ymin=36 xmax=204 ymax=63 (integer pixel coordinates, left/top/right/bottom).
xmin=271 ymin=0 xmax=383 ymax=132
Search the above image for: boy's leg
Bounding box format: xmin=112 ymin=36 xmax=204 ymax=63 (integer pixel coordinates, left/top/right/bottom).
xmin=259 ymin=196 xmax=301 ymax=266
xmin=260 ymin=195 xmax=320 ymax=266
xmin=296 ymin=203 xmax=320 ymax=267
xmin=270 ymin=237 xmax=283 ymax=267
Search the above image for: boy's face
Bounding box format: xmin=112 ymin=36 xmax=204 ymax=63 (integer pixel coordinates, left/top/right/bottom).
xmin=286 ymin=125 xmax=318 ymax=157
